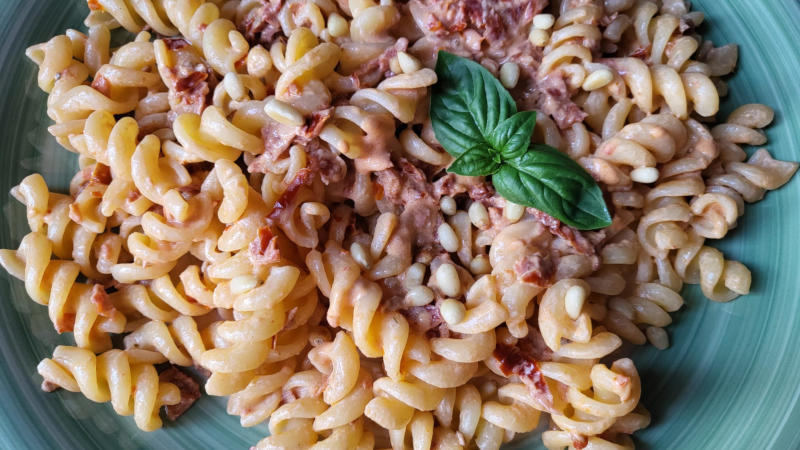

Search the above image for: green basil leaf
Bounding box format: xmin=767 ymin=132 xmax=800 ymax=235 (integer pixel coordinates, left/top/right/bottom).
xmin=487 ymin=111 xmax=538 ymax=159
xmin=448 ymin=147 xmax=502 ymax=176
xmin=429 ymin=101 xmax=486 ymax=157
xmin=431 ymin=51 xmax=517 ymax=157
xmin=429 ymin=51 xmax=610 ymax=230
xmin=494 ymin=146 xmax=612 ymax=230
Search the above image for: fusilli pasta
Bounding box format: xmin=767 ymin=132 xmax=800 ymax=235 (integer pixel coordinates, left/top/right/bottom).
xmin=2 ymin=0 xmax=797 ymax=448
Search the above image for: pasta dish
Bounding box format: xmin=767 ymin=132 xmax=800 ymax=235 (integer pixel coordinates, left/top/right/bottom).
xmin=1 ymin=0 xmax=796 ymax=448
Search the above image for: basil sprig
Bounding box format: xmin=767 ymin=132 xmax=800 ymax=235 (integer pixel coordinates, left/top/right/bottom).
xmin=430 ymin=51 xmax=612 ymax=230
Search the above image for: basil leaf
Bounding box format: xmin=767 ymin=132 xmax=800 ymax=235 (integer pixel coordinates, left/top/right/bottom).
xmin=487 ymin=111 xmax=538 ymax=159
xmin=494 ymin=146 xmax=612 ymax=230
xmin=429 ymin=51 xmax=611 ymax=230
xmin=429 ymin=99 xmax=486 ymax=157
xmin=448 ymin=147 xmax=502 ymax=176
xmin=431 ymin=51 xmax=517 ymax=157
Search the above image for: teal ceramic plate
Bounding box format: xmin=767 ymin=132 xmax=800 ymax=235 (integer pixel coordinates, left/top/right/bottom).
xmin=1 ymin=1 xmax=799 ymax=449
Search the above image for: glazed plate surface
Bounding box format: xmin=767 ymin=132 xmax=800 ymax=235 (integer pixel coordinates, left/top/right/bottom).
xmin=0 ymin=1 xmax=798 ymax=449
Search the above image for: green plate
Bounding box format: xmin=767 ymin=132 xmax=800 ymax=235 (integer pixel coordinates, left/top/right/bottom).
xmin=1 ymin=1 xmax=798 ymax=449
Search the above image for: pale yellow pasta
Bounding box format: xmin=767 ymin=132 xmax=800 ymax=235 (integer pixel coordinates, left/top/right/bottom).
xmin=214 ymin=159 xmax=250 ymax=224
xmin=109 ymin=284 xmax=176 ymax=325
xmin=123 ymin=316 xmax=207 ymax=366
xmin=2 ymin=0 xmax=797 ymax=447
xmin=307 ymin=242 xmax=412 ymax=379
xmin=539 ymin=279 xmax=593 ymax=350
xmin=171 ymin=110 xmax=247 ymax=162
xmin=538 ymin=4 xmax=601 ymax=91
xmin=0 ymin=232 xmax=125 ymax=352
xmin=37 ymin=345 xmax=180 ymax=431
xmin=226 ymin=362 xmax=296 ymax=427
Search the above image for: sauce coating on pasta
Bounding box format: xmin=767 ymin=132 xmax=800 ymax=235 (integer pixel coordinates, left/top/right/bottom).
xmin=0 ymin=0 xmax=797 ymax=449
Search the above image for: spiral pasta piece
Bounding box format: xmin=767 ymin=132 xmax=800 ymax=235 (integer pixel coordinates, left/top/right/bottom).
xmin=198 ymin=263 xmax=319 ymax=430
xmin=90 ymin=0 xmax=252 ymax=76
xmin=305 ymin=332 xmax=376 ymax=435
xmin=225 ymin=359 xmax=298 ymax=427
xmin=588 ymin=114 xmax=687 ymax=185
xmin=490 ymin=220 xmax=551 ymax=338
xmin=307 ymin=241 xmax=413 ymax=379
xmin=0 ymin=232 xmax=125 ymax=352
xmin=693 ymin=106 xmax=798 ymax=237
xmin=320 ymin=59 xmax=435 ymax=166
xmin=671 ymin=230 xmax=751 ymax=303
xmin=602 ymin=57 xmax=718 ymax=119
xmin=123 ymin=316 xmax=207 ymax=365
xmin=538 ymin=4 xmax=602 ymax=88
xmin=37 ymin=345 xmax=180 ymax=431
xmin=3 ymin=1 xmax=797 ymax=448
xmin=10 ymin=172 xmax=118 ymax=274
xmin=27 ymin=24 xmax=156 ymax=123
xmin=603 ymin=283 xmax=683 ymax=346
xmin=365 ymin=376 xmax=445 ymax=431
xmin=200 ymin=264 xmax=302 ymax=371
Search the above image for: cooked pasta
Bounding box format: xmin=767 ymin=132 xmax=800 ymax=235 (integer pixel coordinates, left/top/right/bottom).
xmin=2 ymin=0 xmax=797 ymax=448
